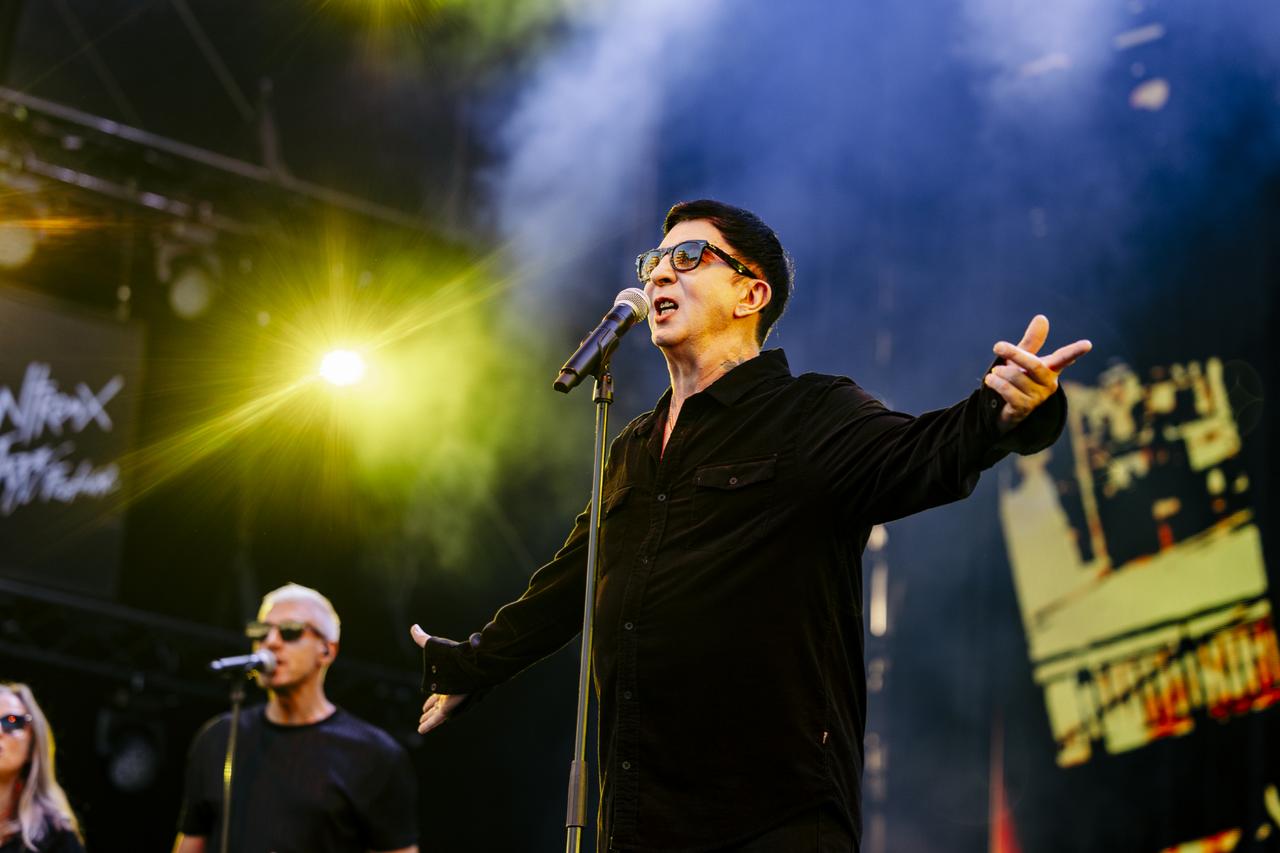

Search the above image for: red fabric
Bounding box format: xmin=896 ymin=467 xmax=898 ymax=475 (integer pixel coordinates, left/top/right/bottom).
xmin=989 ymin=718 xmax=1022 ymax=853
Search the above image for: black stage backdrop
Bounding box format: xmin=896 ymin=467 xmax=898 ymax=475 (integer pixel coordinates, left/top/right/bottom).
xmin=0 ymin=286 xmax=143 ymax=597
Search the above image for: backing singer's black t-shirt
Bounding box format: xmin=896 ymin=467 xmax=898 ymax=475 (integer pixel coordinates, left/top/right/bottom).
xmin=177 ymin=706 xmax=417 ymax=853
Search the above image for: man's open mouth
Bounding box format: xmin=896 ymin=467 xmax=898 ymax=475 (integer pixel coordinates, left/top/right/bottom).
xmin=655 ymin=297 xmax=678 ymax=317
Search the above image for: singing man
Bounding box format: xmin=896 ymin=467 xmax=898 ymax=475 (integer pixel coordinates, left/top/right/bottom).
xmin=411 ymin=199 xmax=1091 ymax=852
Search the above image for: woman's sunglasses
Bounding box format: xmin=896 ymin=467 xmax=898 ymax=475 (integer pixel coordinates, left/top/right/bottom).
xmin=1 ymin=713 xmax=32 ymax=734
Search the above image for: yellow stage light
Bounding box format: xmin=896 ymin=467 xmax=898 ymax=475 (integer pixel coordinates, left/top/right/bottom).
xmin=319 ymin=350 xmax=366 ymax=386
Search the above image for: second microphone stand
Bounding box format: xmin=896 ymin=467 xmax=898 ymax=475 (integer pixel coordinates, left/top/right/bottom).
xmin=219 ymin=675 xmax=247 ymax=853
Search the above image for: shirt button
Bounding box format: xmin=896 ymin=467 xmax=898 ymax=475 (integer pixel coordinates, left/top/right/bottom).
xmin=728 ymin=476 xmax=738 ymax=485
xmin=623 ymin=691 xmax=633 ymax=700
xmin=622 ymin=761 xmax=632 ymax=770
xmin=989 ymin=398 xmax=999 ymax=409
xmin=429 ymin=682 xmax=438 ymax=692
xmin=430 ymin=665 xmax=438 ymax=674
xmin=656 ymin=493 xmax=667 ymax=502
xmin=624 ymin=622 xmax=634 ymax=631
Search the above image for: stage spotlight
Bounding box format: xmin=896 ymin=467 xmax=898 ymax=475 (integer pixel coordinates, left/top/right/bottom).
xmin=0 ymin=190 xmax=45 ymax=270
xmin=319 ymin=349 xmax=366 ymax=386
xmin=154 ymin=226 xmax=221 ymax=320
xmin=168 ymin=261 xmax=215 ymax=319
xmin=0 ymin=220 xmax=37 ymax=269
xmin=95 ymin=705 xmax=165 ymax=793
xmin=107 ymin=729 xmax=161 ymax=792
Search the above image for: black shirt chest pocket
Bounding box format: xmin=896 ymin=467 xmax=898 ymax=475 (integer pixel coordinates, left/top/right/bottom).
xmin=599 ymin=485 xmax=635 ymax=572
xmin=688 ymin=455 xmax=779 ymax=547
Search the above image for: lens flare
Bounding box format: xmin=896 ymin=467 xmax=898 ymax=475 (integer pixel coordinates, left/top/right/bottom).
xmin=319 ymin=350 xmax=367 ymax=386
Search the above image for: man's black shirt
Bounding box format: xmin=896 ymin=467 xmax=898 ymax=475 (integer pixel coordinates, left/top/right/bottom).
xmin=423 ymin=349 xmax=1064 ymax=852
xmin=177 ymin=706 xmax=418 ymax=853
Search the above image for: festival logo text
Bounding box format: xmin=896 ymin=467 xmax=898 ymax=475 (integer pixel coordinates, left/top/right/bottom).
xmin=0 ymin=362 xmax=123 ymax=515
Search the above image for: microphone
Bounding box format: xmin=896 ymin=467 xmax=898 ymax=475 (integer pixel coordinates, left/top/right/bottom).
xmin=208 ymin=649 xmax=277 ymax=675
xmin=554 ymin=288 xmax=651 ymax=393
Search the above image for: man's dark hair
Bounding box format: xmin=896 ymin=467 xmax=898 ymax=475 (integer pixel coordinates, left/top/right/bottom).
xmin=663 ymin=199 xmax=794 ymax=345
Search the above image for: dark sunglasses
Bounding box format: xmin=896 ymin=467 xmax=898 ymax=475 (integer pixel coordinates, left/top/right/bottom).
xmin=245 ymin=620 xmax=321 ymax=643
xmin=1 ymin=713 xmax=32 ymax=734
xmin=635 ymin=239 xmax=757 ymax=284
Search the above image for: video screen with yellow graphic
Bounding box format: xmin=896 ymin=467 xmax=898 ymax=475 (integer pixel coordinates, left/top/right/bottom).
xmin=998 ymin=358 xmax=1277 ymax=767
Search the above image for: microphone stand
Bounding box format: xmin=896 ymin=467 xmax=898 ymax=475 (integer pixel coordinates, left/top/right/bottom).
xmin=219 ymin=675 xmax=246 ymax=853
xmin=563 ymin=368 xmax=612 ymax=853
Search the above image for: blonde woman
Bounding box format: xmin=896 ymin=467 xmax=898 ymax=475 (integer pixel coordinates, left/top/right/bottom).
xmin=0 ymin=684 xmax=83 ymax=853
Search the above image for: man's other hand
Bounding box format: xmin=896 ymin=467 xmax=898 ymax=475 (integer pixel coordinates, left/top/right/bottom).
xmin=984 ymin=314 xmax=1091 ymax=433
xmin=410 ymin=624 xmax=469 ymax=734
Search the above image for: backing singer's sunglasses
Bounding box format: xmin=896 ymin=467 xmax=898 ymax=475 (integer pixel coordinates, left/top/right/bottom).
xmin=245 ymin=620 xmax=321 ymax=643
xmin=1 ymin=713 xmax=32 ymax=734
xmin=635 ymin=240 xmax=757 ymax=284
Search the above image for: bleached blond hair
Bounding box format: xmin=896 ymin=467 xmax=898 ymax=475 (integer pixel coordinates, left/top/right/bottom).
xmin=0 ymin=683 xmax=82 ymax=850
xmin=257 ymin=582 xmax=341 ymax=642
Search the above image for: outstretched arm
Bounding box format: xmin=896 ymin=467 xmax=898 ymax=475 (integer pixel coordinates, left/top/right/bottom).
xmin=410 ymin=624 xmax=469 ymax=734
xmin=805 ymin=313 xmax=1091 ymax=524
xmin=401 ymin=442 xmax=632 ymax=735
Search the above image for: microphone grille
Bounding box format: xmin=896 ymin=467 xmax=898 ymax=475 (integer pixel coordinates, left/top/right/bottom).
xmin=258 ymin=648 xmax=278 ymax=675
xmin=614 ymin=287 xmax=650 ymax=320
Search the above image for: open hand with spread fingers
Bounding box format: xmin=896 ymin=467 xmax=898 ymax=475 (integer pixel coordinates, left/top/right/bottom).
xmin=983 ymin=314 xmax=1091 ymax=433
xmin=410 ymin=623 xmax=470 ymax=734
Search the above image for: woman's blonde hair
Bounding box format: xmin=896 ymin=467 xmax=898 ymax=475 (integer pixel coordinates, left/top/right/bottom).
xmin=0 ymin=683 xmax=82 ymax=850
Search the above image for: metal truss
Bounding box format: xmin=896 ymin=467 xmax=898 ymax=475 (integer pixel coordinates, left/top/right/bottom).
xmin=0 ymin=575 xmax=420 ymax=704
xmin=0 ymin=85 xmax=440 ymax=241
